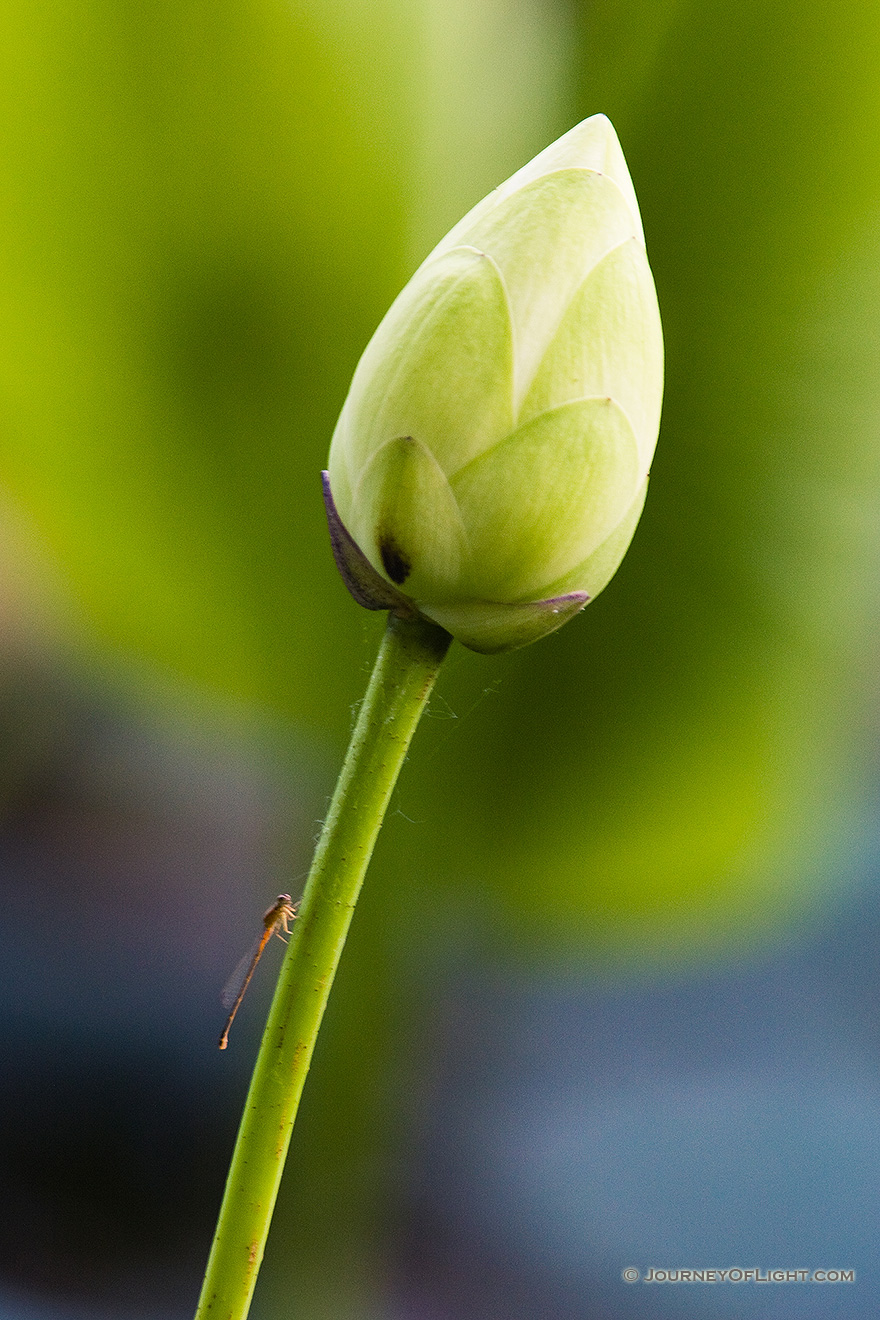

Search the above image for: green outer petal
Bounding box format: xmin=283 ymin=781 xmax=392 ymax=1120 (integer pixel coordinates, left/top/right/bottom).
xmin=434 ymin=114 xmax=644 ymax=253
xmin=442 ymin=170 xmax=639 ymax=414
xmin=451 ymin=397 xmax=641 ymax=601
xmin=332 ymin=245 xmax=514 ymax=486
xmin=419 ymin=592 xmax=589 ymax=654
xmin=350 ymin=434 xmax=469 ymax=601
xmin=519 ymin=239 xmax=663 ymax=466
xmin=538 ymin=477 xmax=649 ymax=600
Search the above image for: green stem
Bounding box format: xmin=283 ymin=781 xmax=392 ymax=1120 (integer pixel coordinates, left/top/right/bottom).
xmin=195 ymin=611 xmax=452 ymax=1320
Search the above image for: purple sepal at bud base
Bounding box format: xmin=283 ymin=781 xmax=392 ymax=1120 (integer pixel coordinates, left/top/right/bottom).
xmin=322 ymin=471 xmax=415 ymax=614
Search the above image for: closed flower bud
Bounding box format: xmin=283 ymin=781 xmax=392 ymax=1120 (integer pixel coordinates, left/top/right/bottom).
xmin=324 ymin=114 xmax=663 ymax=653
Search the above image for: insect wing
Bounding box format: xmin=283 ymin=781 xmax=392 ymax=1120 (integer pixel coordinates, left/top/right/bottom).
xmin=221 ymin=935 xmax=263 ymax=1011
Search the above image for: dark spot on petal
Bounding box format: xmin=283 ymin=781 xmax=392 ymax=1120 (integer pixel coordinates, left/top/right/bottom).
xmin=378 ymin=533 xmax=411 ymax=585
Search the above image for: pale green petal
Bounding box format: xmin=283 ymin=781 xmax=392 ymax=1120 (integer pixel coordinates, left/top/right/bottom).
xmin=334 ymin=246 xmax=514 ymax=482
xmin=519 ymin=239 xmax=663 ymax=466
xmin=327 ymin=415 xmax=355 ymax=525
xmin=435 ymin=114 xmax=644 ymax=253
xmin=451 ymin=397 xmax=641 ymax=600
xmin=441 ymin=170 xmax=639 ymax=413
xmin=419 ymin=593 xmax=588 ymax=654
xmin=538 ymin=478 xmax=649 ymax=600
xmin=517 ymin=114 xmax=645 ymax=244
xmin=350 ymin=434 xmax=469 ymax=600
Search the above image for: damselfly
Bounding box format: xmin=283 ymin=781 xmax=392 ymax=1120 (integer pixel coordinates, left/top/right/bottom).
xmin=218 ymin=893 xmax=299 ymax=1050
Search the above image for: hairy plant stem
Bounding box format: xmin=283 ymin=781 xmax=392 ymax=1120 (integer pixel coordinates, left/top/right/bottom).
xmin=194 ymin=611 xmax=452 ymax=1320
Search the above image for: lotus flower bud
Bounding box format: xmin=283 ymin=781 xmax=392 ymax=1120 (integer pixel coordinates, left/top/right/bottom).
xmin=324 ymin=114 xmax=662 ymax=653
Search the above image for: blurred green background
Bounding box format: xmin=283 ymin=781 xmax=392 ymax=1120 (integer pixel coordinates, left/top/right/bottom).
xmin=2 ymin=1 xmax=880 ymax=1317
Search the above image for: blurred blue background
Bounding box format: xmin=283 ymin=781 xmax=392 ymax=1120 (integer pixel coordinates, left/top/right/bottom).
xmin=1 ymin=1 xmax=879 ymax=1317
